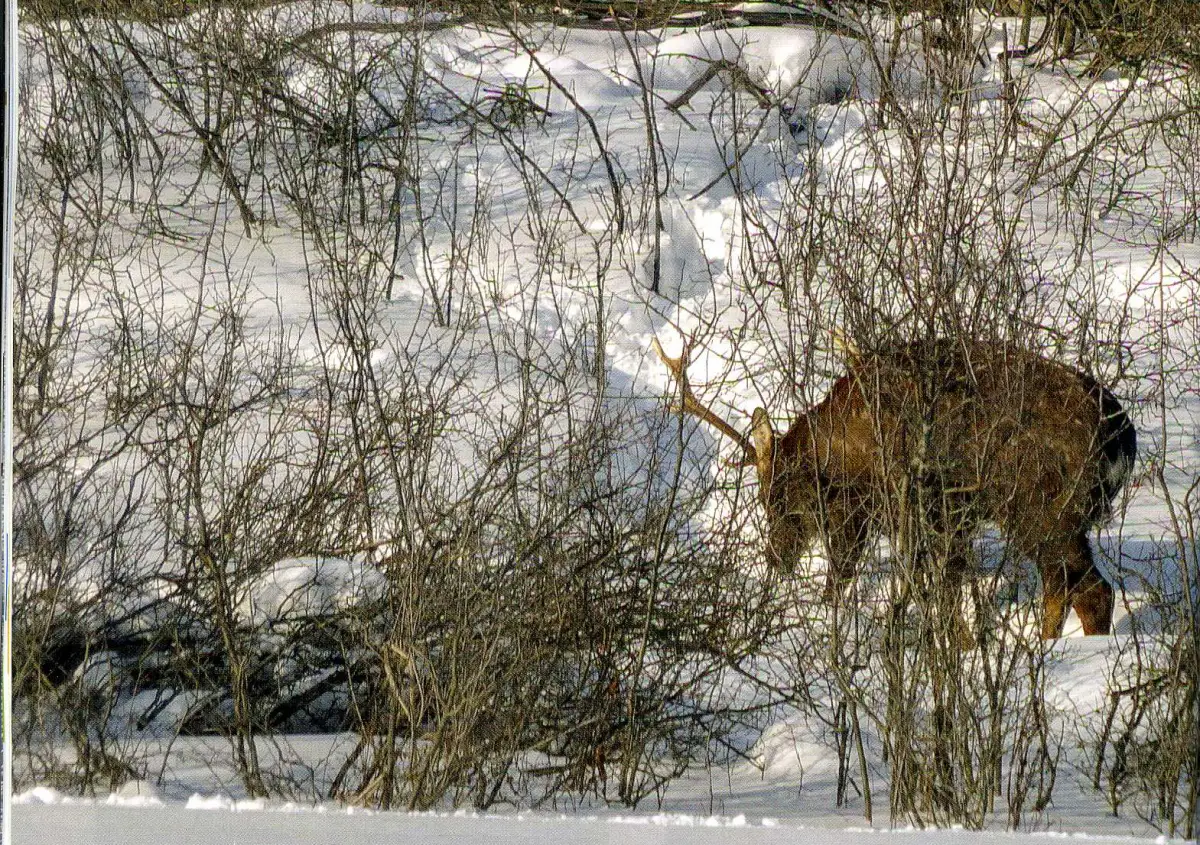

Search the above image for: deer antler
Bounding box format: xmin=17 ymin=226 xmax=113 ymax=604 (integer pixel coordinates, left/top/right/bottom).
xmin=652 ymin=337 xmax=759 ymax=467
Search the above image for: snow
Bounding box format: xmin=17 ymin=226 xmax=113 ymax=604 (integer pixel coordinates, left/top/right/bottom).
xmin=12 ymin=789 xmax=1182 ymax=845
xmin=239 ymin=557 xmax=387 ymax=626
xmin=11 ymin=1 xmax=1199 ymax=843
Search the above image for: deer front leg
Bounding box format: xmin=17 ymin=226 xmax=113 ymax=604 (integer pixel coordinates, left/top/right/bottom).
xmin=939 ymin=541 xmax=977 ymax=650
xmin=822 ymin=550 xmax=857 ymax=605
xmin=821 ymin=499 xmax=871 ymax=605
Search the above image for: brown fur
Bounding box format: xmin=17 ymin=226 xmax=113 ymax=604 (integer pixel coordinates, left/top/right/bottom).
xmin=661 ymin=338 xmax=1136 ymax=639
xmin=759 ymin=340 xmax=1136 ymax=638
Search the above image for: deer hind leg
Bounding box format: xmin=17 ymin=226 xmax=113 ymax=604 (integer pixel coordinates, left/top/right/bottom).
xmin=1036 ymin=533 xmax=1114 ymax=639
xmin=1068 ymin=536 xmax=1114 ymax=636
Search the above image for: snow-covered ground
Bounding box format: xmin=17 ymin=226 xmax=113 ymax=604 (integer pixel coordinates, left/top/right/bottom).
xmin=13 ymin=710 xmax=1193 ymax=841
xmin=12 ymin=798 xmax=1182 ymax=845
xmin=11 ymin=1 xmax=1199 ymax=842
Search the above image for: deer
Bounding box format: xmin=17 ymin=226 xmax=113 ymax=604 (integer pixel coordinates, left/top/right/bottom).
xmin=652 ymin=335 xmax=1137 ymax=639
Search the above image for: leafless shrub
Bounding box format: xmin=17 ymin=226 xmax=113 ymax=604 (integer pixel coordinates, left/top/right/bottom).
xmin=11 ymin=0 xmax=1197 ymax=827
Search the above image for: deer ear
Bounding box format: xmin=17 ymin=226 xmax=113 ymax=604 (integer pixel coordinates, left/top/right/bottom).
xmin=750 ymin=407 xmax=774 ymax=457
xmin=832 ymin=329 xmax=862 ymax=369
xmin=750 ymin=407 xmax=776 ymax=491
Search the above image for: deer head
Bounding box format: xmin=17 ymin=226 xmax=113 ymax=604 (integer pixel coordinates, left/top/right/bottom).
xmin=652 ymin=337 xmax=823 ymax=575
